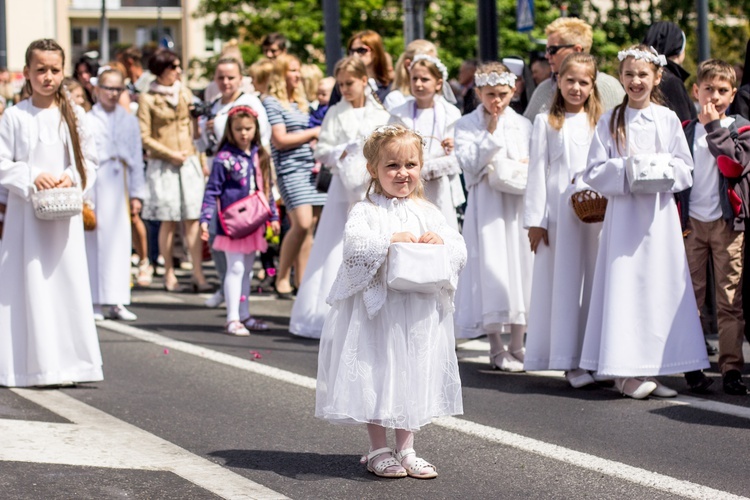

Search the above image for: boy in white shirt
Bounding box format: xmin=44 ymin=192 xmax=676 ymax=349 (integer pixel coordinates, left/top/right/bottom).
xmin=677 ymin=59 xmax=750 ymax=395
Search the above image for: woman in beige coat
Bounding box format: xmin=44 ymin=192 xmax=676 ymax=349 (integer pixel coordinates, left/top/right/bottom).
xmin=137 ymin=49 xmax=208 ymax=292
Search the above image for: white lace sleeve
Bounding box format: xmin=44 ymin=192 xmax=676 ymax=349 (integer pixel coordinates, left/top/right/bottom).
xmin=326 ymin=200 xmax=391 ymax=317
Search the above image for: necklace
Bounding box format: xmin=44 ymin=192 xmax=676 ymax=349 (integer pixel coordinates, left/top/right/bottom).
xmin=412 ymin=100 xmax=437 ymax=152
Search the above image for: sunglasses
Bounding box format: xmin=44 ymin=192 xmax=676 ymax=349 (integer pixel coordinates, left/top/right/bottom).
xmin=100 ymin=85 xmax=125 ymax=93
xmin=170 ymin=63 xmax=181 ymax=70
xmin=545 ymin=44 xmax=575 ymax=55
xmin=349 ymin=46 xmax=370 ymax=56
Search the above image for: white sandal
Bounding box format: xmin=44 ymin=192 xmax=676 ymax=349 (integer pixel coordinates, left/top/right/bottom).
xmin=225 ymin=320 xmax=250 ymax=336
xmin=394 ymin=448 xmax=438 ymax=479
xmin=490 ymin=351 xmax=524 ymax=372
xmin=240 ymin=316 xmax=269 ymax=332
xmin=361 ymin=447 xmax=407 ymax=478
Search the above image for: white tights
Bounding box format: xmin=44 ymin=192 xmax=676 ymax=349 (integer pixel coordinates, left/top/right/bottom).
xmin=224 ymin=251 xmax=255 ymax=322
xmin=488 ymin=324 xmax=526 ymax=358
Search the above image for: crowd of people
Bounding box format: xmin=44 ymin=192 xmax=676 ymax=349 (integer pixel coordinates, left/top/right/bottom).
xmin=1 ymin=15 xmax=750 ymax=479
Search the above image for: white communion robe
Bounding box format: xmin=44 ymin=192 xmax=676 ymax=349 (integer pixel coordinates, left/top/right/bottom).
xmin=289 ymin=95 xmax=390 ymax=338
xmin=580 ymin=104 xmax=709 ymax=376
xmin=523 ymin=112 xmax=602 ymax=371
xmin=0 ymin=100 xmax=103 ymax=387
xmin=85 ymin=104 xmax=146 ymax=306
xmin=389 ymin=98 xmax=465 ymax=229
xmin=453 ymin=106 xmax=533 ymax=338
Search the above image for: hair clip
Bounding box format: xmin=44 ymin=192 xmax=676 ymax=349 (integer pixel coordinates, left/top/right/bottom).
xmin=474 ymin=71 xmax=517 ymax=88
xmin=617 ymin=46 xmax=667 ymax=67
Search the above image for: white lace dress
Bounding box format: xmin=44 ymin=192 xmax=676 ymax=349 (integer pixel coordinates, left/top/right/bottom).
xmin=315 ymin=194 xmax=467 ymax=431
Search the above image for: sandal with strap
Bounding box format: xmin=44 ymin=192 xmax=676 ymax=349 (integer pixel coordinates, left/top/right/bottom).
xmin=394 ymin=448 xmax=438 ymax=479
xmin=361 ymin=447 xmax=407 ymax=478
xmin=490 ymin=351 xmax=524 ymax=372
xmin=225 ymin=320 xmax=250 ymax=336
xmin=240 ymin=316 xmax=270 ymax=332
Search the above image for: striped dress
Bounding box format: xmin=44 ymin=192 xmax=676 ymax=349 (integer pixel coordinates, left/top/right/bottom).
xmin=263 ymin=96 xmax=327 ymax=210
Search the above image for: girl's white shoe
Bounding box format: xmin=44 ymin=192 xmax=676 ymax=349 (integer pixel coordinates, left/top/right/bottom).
xmin=490 ymin=351 xmax=525 ymax=372
xmin=565 ymin=369 xmax=595 ymax=388
xmin=644 ymin=377 xmax=678 ymax=397
xmin=225 ymin=320 xmax=250 ymax=336
xmin=616 ymin=377 xmax=657 ymax=399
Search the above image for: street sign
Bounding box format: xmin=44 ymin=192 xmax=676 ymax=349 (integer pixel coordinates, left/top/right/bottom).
xmin=517 ymin=0 xmax=535 ymax=32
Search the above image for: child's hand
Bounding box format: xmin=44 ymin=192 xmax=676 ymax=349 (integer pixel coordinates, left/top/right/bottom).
xmin=528 ymin=227 xmax=549 ymax=253
xmin=34 ymin=172 xmax=58 ymax=191
xmin=391 ymin=231 xmax=418 ymax=243
xmin=270 ymin=220 xmax=281 ymax=235
xmin=487 ymin=111 xmax=499 ymax=134
xmin=200 ymin=222 xmax=209 ymax=242
xmin=441 ymin=138 xmax=454 ymax=155
xmin=698 ymin=102 xmax=721 ymax=125
xmin=56 ymin=174 xmax=73 ymax=188
xmin=418 ymin=231 xmax=444 ymax=245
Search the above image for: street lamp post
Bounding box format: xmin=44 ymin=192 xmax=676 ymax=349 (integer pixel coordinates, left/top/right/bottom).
xmin=696 ymin=0 xmax=710 ymax=62
xmin=100 ymin=0 xmax=109 ymax=63
xmin=477 ymin=0 xmax=498 ymax=61
xmin=403 ymin=0 xmax=425 ymax=45
xmin=323 ymin=0 xmax=342 ymax=76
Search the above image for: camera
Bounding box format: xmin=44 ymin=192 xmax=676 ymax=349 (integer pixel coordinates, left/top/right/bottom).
xmin=190 ymin=101 xmax=214 ymax=119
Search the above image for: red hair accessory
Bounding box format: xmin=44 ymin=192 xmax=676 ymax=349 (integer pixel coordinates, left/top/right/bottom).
xmin=228 ymin=105 xmax=258 ymax=118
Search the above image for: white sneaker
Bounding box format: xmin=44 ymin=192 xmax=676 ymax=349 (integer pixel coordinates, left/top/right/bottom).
xmin=107 ymin=305 xmax=137 ymax=321
xmin=204 ymin=290 xmax=224 ymax=308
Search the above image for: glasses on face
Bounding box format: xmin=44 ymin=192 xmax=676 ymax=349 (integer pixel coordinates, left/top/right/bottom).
xmin=100 ymin=85 xmax=125 ymax=94
xmin=349 ymin=46 xmax=370 ymax=56
xmin=170 ymin=62 xmax=181 ymax=70
xmin=545 ymin=44 xmax=575 ymax=56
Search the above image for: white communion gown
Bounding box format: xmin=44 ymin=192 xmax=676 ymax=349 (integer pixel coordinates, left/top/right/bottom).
xmin=523 ymin=112 xmax=602 ymax=371
xmin=316 ymin=194 xmax=466 ymax=431
xmin=0 ymin=101 xmax=103 ymax=387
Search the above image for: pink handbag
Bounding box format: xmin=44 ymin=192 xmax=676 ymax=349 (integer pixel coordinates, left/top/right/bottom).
xmin=217 ymin=160 xmax=272 ymax=239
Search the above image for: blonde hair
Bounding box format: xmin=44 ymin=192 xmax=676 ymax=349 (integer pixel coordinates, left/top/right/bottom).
xmin=300 ymin=63 xmax=323 ymax=103
xmin=268 ymin=53 xmax=308 ymax=113
xmin=409 ymin=58 xmax=444 ymax=95
xmin=249 ymin=58 xmax=274 ymax=94
xmin=545 ymin=17 xmax=593 ymax=53
xmin=334 ymin=56 xmax=368 ymax=80
xmin=363 ymin=125 xmax=425 ymax=200
xmin=609 ymin=44 xmax=664 ymax=154
xmin=392 ymin=39 xmax=437 ymax=95
xmin=548 ymin=53 xmax=603 ymax=131
xmin=696 ymin=59 xmax=737 ymax=87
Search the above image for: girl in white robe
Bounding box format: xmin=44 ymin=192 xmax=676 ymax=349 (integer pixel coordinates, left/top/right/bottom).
xmin=580 ymin=45 xmax=709 ymax=399
xmin=85 ymin=69 xmax=146 ymax=321
xmin=453 ymin=62 xmax=533 ymax=372
xmin=389 ymin=54 xmax=465 ymax=229
xmin=290 ymin=57 xmax=390 ymax=338
xmin=316 ymin=125 xmax=466 ymax=479
xmin=0 ymin=39 xmax=102 ymax=387
xmin=523 ymin=54 xmax=603 ymax=387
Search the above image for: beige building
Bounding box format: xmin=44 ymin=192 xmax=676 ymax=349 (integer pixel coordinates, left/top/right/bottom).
xmin=5 ymin=0 xmax=214 ymax=85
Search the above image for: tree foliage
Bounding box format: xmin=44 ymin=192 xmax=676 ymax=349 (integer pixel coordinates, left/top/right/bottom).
xmin=193 ymin=0 xmax=749 ymax=82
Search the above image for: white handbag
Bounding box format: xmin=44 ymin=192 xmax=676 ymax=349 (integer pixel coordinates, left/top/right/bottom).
xmin=31 ymin=186 xmax=83 ymax=220
xmin=386 ymin=242 xmax=453 ymax=294
xmin=625 ymin=153 xmax=675 ymax=194
xmin=487 ymin=157 xmax=527 ymax=195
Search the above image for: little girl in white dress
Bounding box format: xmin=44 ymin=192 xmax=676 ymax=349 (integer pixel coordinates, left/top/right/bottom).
xmin=316 ymin=125 xmax=466 ymax=479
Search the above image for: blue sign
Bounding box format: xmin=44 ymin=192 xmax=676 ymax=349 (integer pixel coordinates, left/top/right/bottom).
xmin=517 ymin=0 xmax=535 ymax=32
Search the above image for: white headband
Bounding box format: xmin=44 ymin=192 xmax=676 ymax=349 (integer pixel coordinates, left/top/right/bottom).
xmin=617 ymin=46 xmax=667 ymax=67
xmin=474 ymin=71 xmax=517 ymax=88
xmin=409 ymin=54 xmax=457 ymax=104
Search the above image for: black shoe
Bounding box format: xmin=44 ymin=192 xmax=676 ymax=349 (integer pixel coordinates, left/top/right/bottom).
xmin=685 ymin=370 xmax=714 ymax=394
xmin=722 ymin=370 xmax=748 ymax=395
xmin=705 ymin=340 xmax=718 ymax=356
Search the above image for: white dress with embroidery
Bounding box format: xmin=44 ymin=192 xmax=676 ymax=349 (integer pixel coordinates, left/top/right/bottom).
xmin=315 ymin=194 xmax=467 ymax=431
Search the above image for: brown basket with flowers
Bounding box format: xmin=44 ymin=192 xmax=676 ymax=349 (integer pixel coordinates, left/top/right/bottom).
xmin=571 ymin=189 xmax=607 ymax=223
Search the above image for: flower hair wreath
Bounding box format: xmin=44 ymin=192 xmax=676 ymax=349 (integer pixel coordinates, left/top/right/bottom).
xmin=371 ymin=125 xmax=427 ymax=148
xmin=474 ymin=71 xmax=517 ymax=89
xmin=408 ymin=54 xmax=458 ymax=104
xmin=617 ymin=46 xmax=667 ymax=67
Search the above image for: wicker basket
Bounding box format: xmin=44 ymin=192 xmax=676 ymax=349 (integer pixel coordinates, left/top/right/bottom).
xmin=31 ymin=187 xmax=83 ymax=220
xmin=571 ymin=189 xmax=607 ymax=223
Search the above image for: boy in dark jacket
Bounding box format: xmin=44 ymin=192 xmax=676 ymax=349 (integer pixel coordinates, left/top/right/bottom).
xmin=677 ymin=59 xmax=750 ymax=395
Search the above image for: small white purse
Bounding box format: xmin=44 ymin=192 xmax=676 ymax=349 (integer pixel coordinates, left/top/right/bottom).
xmin=386 ymin=242 xmax=453 ymax=294
xmin=31 ymin=186 xmax=83 ymax=220
xmin=625 ymin=153 xmax=675 ymax=194
xmin=487 ymin=157 xmax=528 ymax=195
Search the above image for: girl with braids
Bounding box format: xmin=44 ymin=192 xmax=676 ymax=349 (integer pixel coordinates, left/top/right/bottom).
xmin=580 ymin=45 xmax=709 ymax=399
xmin=523 ymin=53 xmax=604 ymax=387
xmin=0 ymin=39 xmax=102 ymax=387
xmin=316 ymin=125 xmax=466 ymax=479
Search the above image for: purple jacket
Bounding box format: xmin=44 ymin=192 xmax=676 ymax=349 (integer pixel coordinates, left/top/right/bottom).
xmin=200 ymin=144 xmax=279 ymax=237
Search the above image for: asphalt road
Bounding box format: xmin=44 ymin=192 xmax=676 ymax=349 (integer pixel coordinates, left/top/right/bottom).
xmin=2 ymin=271 xmax=750 ymax=500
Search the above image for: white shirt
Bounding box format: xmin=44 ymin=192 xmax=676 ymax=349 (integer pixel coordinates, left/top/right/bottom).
xmin=690 ymin=116 xmax=734 ymax=222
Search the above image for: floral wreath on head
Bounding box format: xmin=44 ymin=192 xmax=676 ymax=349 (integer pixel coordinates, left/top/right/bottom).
xmin=474 ymin=71 xmax=517 ymax=89
xmin=408 ymin=54 xmax=457 ymax=104
xmin=371 ymin=124 xmax=426 ymax=148
xmin=617 ymin=46 xmax=667 ymax=67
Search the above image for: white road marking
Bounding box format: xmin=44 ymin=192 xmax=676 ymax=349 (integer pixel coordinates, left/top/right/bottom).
xmin=99 ymin=320 xmax=750 ymax=499
xmin=1 ymin=389 xmax=287 ymax=500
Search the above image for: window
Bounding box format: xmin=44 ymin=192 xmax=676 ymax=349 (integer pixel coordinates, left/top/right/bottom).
xmin=87 ymin=27 xmax=99 ymax=43
xmin=71 ymin=28 xmax=83 ymax=46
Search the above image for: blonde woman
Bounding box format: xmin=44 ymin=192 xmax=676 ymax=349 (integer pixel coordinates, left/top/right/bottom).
xmin=263 ymin=53 xmax=325 ymax=297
